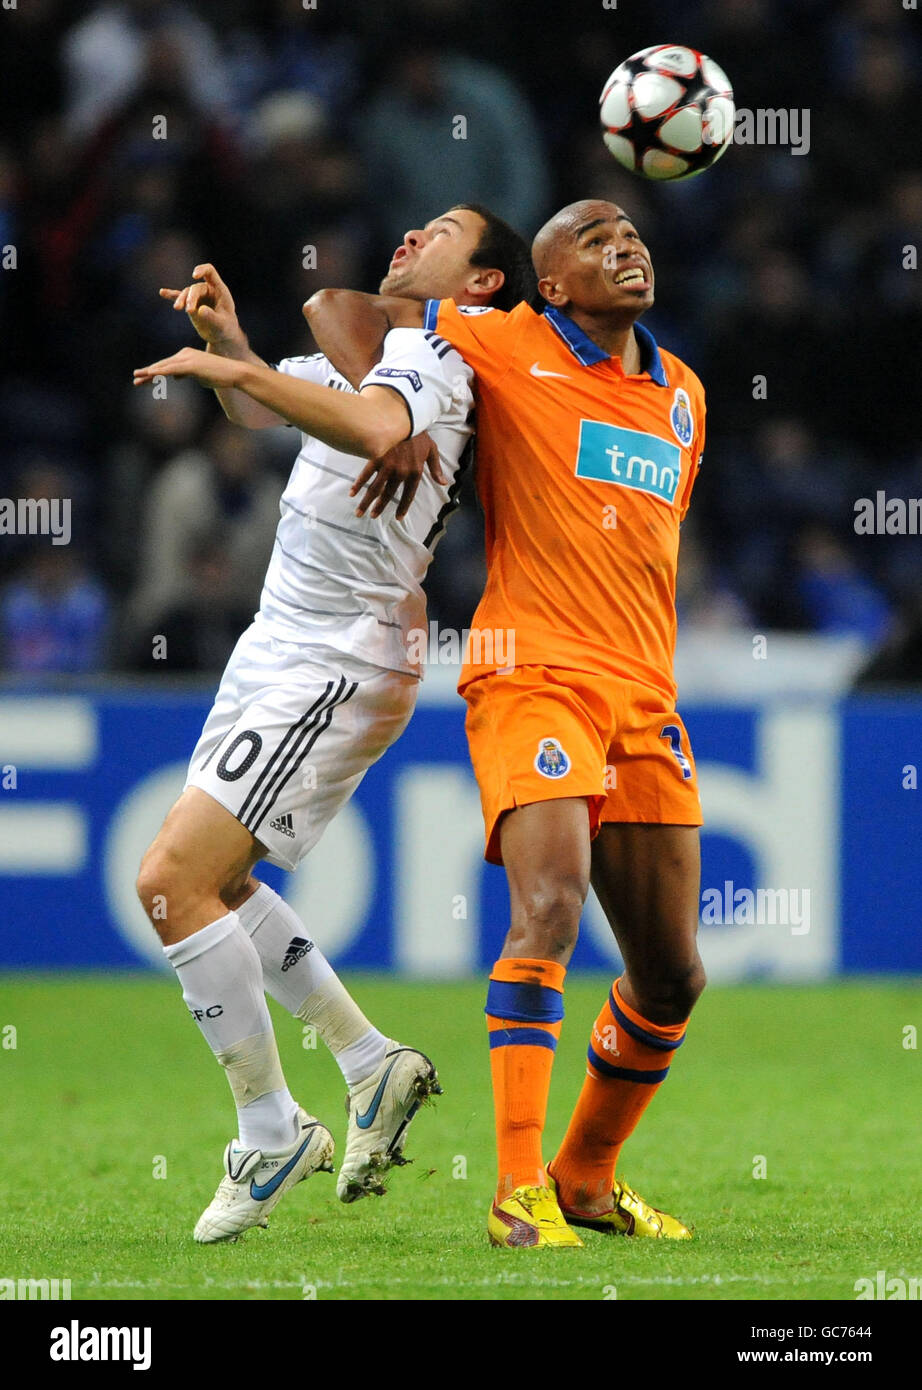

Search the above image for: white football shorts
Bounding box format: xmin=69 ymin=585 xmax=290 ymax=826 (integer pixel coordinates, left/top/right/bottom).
xmin=185 ymin=618 xmax=418 ymax=871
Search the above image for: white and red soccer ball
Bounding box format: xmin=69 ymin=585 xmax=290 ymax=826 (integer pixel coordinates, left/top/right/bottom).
xmin=600 ymin=45 xmax=735 ymax=181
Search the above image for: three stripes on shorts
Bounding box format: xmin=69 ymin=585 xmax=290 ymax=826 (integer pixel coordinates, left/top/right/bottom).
xmin=206 ymin=674 xmax=358 ymax=837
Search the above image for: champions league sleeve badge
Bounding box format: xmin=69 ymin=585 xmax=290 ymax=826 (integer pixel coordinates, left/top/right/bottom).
xmin=670 ymin=387 xmax=694 ymax=447
xmin=535 ymin=737 xmax=571 ymax=778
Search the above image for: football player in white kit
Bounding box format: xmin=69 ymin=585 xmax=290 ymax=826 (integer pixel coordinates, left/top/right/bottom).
xmin=132 ymin=205 xmax=535 ymax=1242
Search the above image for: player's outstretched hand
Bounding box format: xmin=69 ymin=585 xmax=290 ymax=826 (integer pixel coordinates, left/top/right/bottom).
xmin=133 ymin=347 xmax=243 ymax=390
xmin=159 ymin=263 xmax=242 ymax=347
xmin=351 ymin=433 xmax=445 ymax=520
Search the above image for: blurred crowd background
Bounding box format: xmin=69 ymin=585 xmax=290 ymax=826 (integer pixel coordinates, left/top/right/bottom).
xmin=0 ymin=0 xmax=920 ymax=678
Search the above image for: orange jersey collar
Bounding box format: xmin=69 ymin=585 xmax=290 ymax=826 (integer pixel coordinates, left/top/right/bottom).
xmin=542 ymin=305 xmax=668 ymax=385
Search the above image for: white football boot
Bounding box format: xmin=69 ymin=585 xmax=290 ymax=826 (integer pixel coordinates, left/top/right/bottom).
xmin=194 ymin=1106 xmax=334 ymax=1243
xmin=337 ymin=1041 xmax=442 ymax=1203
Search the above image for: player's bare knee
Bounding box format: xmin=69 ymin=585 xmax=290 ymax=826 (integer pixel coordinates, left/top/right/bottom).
xmin=670 ymin=957 xmax=707 ymax=1014
xmin=136 ymin=849 xmax=172 ymax=934
xmin=636 ymin=957 xmax=706 ymax=1021
xmin=136 ymin=845 xmax=160 ymax=912
xmin=513 ymin=876 xmax=585 ymax=954
xmin=136 ymin=843 xmax=198 ymax=937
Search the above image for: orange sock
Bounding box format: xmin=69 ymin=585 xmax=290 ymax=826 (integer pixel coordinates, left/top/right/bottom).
xmin=549 ymin=977 xmax=687 ymax=1211
xmin=485 ymin=957 xmax=566 ymax=1201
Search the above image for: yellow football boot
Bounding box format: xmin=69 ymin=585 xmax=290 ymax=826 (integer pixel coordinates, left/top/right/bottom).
xmin=488 ymin=1184 xmax=584 ymax=1248
xmin=549 ymin=1173 xmax=692 ymax=1239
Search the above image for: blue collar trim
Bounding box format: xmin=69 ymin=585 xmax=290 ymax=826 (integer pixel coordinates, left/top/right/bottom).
xmin=542 ymin=306 xmax=668 ymax=386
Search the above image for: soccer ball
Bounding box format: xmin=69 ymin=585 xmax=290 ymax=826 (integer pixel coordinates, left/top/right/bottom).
xmin=599 ymin=45 xmax=734 ymax=181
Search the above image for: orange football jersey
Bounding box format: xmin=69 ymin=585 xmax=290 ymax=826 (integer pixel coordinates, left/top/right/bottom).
xmin=423 ymin=299 xmax=706 ymax=699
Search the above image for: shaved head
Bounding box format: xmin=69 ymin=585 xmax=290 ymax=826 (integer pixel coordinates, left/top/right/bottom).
xmin=532 ymin=199 xmax=626 ymax=279
xmin=529 ymin=198 xmax=654 ymax=327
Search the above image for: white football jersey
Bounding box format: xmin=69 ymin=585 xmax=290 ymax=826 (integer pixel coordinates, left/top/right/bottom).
xmin=258 ymin=327 xmax=474 ymax=676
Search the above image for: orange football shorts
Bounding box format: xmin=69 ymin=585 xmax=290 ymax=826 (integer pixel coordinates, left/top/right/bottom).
xmin=462 ymin=665 xmax=703 ymax=865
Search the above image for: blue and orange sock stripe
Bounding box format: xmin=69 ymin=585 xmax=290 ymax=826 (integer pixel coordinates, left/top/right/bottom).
xmin=485 ymin=960 xmax=565 ymax=1051
xmin=489 ymin=1019 xmax=562 ymax=1052
xmin=608 ymin=987 xmax=686 ymax=1052
xmin=585 ymin=1045 xmax=670 ymax=1082
xmin=586 ymin=978 xmax=688 ymax=1083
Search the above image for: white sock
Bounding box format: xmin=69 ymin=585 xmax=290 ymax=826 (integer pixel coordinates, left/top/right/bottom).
xmin=237 ymin=882 xmax=387 ymax=1087
xmin=163 ymin=911 xmax=299 ymax=1153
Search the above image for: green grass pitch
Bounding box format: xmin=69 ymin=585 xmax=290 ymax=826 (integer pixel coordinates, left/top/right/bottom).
xmin=1 ymin=975 xmax=920 ymax=1301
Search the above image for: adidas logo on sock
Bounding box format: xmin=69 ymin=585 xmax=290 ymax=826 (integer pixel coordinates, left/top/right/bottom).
xmin=282 ymin=936 xmax=314 ymax=972
xmin=269 ymin=811 xmax=295 ymax=838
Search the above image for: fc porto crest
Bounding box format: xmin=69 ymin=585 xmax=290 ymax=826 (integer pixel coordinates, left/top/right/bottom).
xmin=535 ymin=737 xmax=571 ymax=779
xmin=670 ymin=387 xmax=694 ymax=447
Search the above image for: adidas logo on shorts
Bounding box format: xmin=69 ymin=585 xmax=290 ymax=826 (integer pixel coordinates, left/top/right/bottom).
xmin=282 ymin=936 xmax=314 ymax=971
xmin=269 ymin=811 xmax=295 ymax=838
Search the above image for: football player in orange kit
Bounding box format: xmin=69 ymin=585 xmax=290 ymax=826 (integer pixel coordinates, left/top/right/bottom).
xmin=306 ymin=199 xmax=708 ymax=1248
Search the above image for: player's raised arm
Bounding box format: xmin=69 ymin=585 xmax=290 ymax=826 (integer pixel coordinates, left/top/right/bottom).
xmin=303 ymin=290 xmax=424 ymax=390
xmin=160 ymin=263 xmax=284 ymax=429
xmin=133 ymin=348 xmax=416 ymax=460
xmin=304 ymin=290 xmax=438 ymax=516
